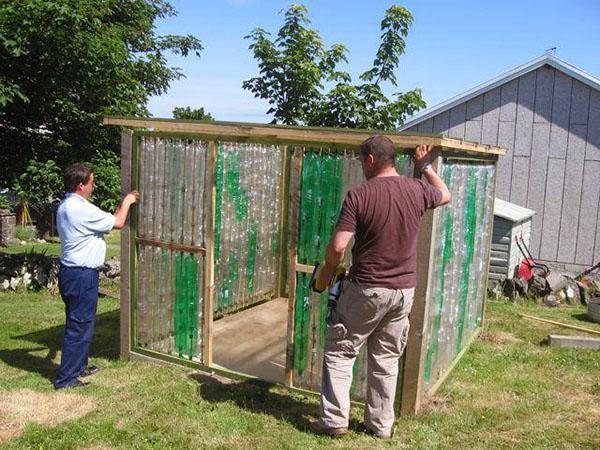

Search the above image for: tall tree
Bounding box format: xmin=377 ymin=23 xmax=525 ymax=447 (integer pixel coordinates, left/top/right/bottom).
xmin=172 ymin=106 xmax=214 ymax=121
xmin=243 ymin=4 xmax=425 ymax=130
xmin=0 ymin=0 xmax=202 ymax=187
xmin=242 ymin=4 xmax=348 ymax=126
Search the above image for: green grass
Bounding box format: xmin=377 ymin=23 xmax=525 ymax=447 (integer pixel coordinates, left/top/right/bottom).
xmin=1 ymin=230 xmax=121 ymax=259
xmin=0 ymin=290 xmax=598 ymax=449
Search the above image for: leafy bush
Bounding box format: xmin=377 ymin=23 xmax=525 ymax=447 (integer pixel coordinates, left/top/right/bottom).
xmin=15 ymin=225 xmax=37 ymax=241
xmin=12 ymin=160 xmax=63 ymax=226
xmin=13 ymin=160 xmax=62 ymax=204
xmin=0 ymin=195 xmax=10 ymax=210
xmin=90 ymin=149 xmax=121 ymax=212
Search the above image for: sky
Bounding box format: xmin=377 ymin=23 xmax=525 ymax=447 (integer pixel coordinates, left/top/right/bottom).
xmin=148 ymin=0 xmax=600 ymax=123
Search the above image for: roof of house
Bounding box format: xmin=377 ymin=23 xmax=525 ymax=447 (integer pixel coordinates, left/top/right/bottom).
xmin=400 ymin=54 xmax=600 ymax=130
xmin=494 ymin=198 xmax=536 ymax=223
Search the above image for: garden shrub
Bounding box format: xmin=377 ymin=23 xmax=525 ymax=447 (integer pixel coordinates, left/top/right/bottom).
xmin=15 ymin=225 xmax=37 ymax=241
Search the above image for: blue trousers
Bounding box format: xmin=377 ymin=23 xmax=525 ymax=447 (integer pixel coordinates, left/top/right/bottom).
xmin=54 ymin=266 xmax=99 ymax=388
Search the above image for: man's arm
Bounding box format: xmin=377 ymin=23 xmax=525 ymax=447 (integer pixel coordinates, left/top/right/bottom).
xmin=413 ymin=145 xmax=451 ymax=205
xmin=113 ymin=191 xmax=140 ymax=229
xmin=318 ymin=230 xmax=354 ymax=285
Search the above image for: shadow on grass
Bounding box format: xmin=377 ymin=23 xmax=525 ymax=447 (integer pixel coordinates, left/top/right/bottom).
xmin=189 ymin=372 xmax=362 ymax=434
xmin=571 ymin=312 xmax=596 ymax=324
xmin=0 ymin=310 xmax=120 ymax=381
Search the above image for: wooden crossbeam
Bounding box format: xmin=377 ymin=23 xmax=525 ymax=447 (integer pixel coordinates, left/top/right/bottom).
xmin=103 ymin=116 xmax=506 ymax=156
xmin=136 ymin=237 xmax=206 ymax=254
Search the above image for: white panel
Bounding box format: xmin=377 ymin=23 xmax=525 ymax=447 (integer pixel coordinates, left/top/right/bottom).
xmin=533 ymin=66 xmax=555 ymax=124
xmin=585 ymin=90 xmax=600 ymax=161
xmin=482 ymin=88 xmax=501 ymax=146
xmin=514 ymin=71 xmax=536 ymax=156
xmin=539 ymin=159 xmax=565 ymax=261
xmin=465 ymin=121 xmax=482 ymax=142
xmin=558 ymin=125 xmax=586 ymax=263
xmin=496 ymin=121 xmax=516 ymax=200
xmin=575 ymin=161 xmax=600 ymax=265
xmin=510 ymin=156 xmax=530 ymax=207
xmin=433 ymin=111 xmax=450 ymax=133
xmin=466 ymin=95 xmax=484 ymax=121
xmin=570 ymin=80 xmax=590 ymax=125
xmin=448 ymin=104 xmax=467 ymax=138
xmin=549 ymin=72 xmax=572 ymax=158
xmin=526 ymin=123 xmax=550 ymax=257
xmin=500 ymin=79 xmax=519 ymax=122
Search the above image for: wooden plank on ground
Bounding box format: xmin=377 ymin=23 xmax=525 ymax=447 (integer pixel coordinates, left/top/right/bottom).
xmin=519 ymin=314 xmax=600 ymax=336
xmin=548 ymin=334 xmax=600 ymax=350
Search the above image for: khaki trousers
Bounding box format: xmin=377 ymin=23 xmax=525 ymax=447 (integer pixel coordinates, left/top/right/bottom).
xmin=319 ymin=279 xmax=415 ymax=437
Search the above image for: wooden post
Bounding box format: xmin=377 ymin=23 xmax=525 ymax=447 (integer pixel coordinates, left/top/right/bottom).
xmin=120 ymin=130 xmax=133 ymax=360
xmin=480 ymin=156 xmax=499 ymax=328
xmin=203 ymin=141 xmax=217 ymax=366
xmin=284 ymin=146 xmax=303 ymax=387
xmin=399 ymin=151 xmax=442 ymax=415
xmin=276 ymin=146 xmax=291 ymax=298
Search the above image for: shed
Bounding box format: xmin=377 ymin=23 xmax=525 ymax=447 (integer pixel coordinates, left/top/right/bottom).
xmin=489 ymin=198 xmax=536 ymax=283
xmin=401 ymin=54 xmax=600 ymax=273
xmin=104 ymin=117 xmax=505 ymax=415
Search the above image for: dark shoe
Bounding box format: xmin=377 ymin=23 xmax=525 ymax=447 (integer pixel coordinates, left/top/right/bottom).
xmin=54 ymin=379 xmax=89 ymax=390
xmin=358 ymin=423 xmax=392 ymax=439
xmin=309 ymin=421 xmax=348 ymax=437
xmin=80 ymin=366 xmax=100 ymax=377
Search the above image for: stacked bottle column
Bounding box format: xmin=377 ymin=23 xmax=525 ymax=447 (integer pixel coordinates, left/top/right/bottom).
xmin=292 ymin=149 xmax=414 ymax=399
xmin=213 ymin=142 xmax=283 ymax=315
xmin=135 ymin=137 xmax=207 ymax=361
xmin=422 ymin=161 xmax=495 ymax=392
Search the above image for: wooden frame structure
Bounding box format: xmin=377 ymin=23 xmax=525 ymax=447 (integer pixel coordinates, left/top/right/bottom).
xmin=107 ymin=117 xmax=505 ymax=415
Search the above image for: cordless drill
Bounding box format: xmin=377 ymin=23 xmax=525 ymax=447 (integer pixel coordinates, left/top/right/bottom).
xmin=309 ymin=262 xmax=346 ymax=305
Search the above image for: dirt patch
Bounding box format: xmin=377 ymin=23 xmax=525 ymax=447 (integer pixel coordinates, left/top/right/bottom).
xmin=0 ymin=389 xmax=96 ymax=444
xmin=419 ymin=395 xmax=452 ymax=414
xmin=478 ymin=330 xmax=520 ymax=345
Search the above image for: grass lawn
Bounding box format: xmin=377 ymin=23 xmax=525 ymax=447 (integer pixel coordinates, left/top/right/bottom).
xmin=1 ymin=230 xmax=121 ymax=260
xmin=1 ymin=238 xmax=599 ymax=448
xmin=0 ymin=289 xmax=598 ymax=449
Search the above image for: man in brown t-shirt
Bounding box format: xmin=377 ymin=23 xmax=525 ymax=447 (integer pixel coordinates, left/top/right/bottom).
xmin=310 ymin=135 xmax=451 ymax=438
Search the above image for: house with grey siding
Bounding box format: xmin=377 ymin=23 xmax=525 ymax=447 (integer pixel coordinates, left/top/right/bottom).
xmin=401 ymin=54 xmax=600 ymax=273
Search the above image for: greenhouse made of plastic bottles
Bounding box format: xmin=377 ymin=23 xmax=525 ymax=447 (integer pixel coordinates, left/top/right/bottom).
xmin=104 ymin=117 xmax=506 ymax=415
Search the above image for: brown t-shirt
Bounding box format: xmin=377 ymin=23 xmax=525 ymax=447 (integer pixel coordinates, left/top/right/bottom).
xmin=335 ymin=175 xmax=442 ymax=289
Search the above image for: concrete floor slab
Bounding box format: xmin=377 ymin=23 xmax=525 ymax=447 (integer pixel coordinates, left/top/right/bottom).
xmin=213 ymin=297 xmax=288 ymax=384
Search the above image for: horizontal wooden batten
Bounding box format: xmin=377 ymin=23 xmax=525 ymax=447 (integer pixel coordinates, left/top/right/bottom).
xmin=295 ymin=262 xmax=316 ymax=274
xmin=136 ymin=237 xmax=206 ymax=254
xmin=103 ymin=116 xmax=506 ymax=156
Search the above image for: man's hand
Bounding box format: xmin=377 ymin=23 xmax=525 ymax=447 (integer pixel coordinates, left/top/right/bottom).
xmin=124 ymin=191 xmax=140 ymax=205
xmin=412 ymin=145 xmax=433 ymax=171
xmin=317 ymin=264 xmax=335 ymax=289
xmin=113 ymin=191 xmax=140 ymax=229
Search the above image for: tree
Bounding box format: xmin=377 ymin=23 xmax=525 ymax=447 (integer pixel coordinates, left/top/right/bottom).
xmin=243 ymin=4 xmax=425 ymax=130
xmin=90 ymin=149 xmax=121 ymax=212
xmin=13 ymin=160 xmax=63 ymax=225
xmin=172 ymin=106 xmax=214 ymax=121
xmin=0 ymin=0 xmax=203 ymax=188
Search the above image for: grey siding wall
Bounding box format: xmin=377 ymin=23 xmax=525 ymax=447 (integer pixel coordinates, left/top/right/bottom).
xmin=408 ymin=65 xmax=600 ymax=270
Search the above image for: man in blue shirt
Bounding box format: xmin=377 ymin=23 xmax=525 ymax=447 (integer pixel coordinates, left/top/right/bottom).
xmin=54 ymin=163 xmax=139 ymax=389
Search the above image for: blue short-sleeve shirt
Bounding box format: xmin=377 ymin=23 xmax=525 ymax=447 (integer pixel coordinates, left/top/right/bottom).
xmin=57 ymin=193 xmax=116 ymax=268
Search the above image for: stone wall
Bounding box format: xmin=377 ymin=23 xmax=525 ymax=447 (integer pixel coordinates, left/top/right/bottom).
xmin=0 ymin=210 xmax=16 ymax=246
